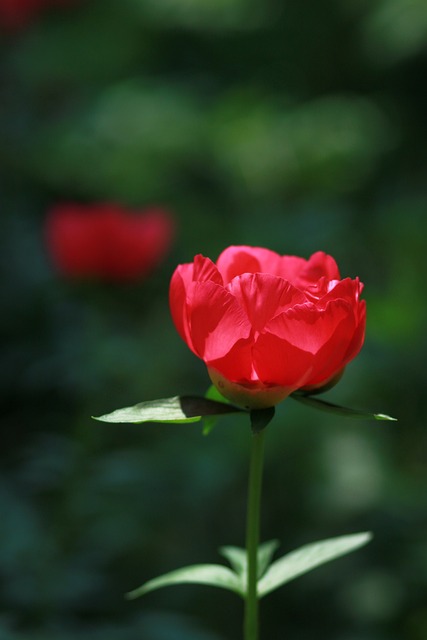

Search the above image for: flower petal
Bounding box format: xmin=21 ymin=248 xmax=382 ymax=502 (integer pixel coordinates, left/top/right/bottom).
xmin=277 ymin=251 xmax=341 ymax=289
xmin=124 ymin=209 xmax=174 ymax=276
xmin=46 ymin=205 xmax=103 ymax=275
xmin=341 ymin=299 xmax=366 ymax=365
xmin=227 ymin=273 xmax=306 ymax=333
xmin=47 ymin=204 xmax=174 ymax=281
xmin=193 ymin=254 xmax=223 ymax=285
xmin=266 ymin=299 xmax=353 ymax=354
xmin=169 ymin=263 xmax=197 ymax=353
xmin=189 ymin=281 xmax=252 ymax=361
xmin=298 ymin=251 xmax=341 ymax=284
xmin=169 ymin=255 xmax=224 ymax=354
xmin=253 ymin=333 xmax=314 ymax=389
xmin=216 ymin=246 xmax=283 ymax=284
xmin=303 ymin=311 xmax=358 ymax=386
xmin=318 ymin=277 xmax=363 ymax=308
xmin=263 ymin=297 xmax=360 ymax=387
xmin=207 ymin=339 xmax=254 ymax=382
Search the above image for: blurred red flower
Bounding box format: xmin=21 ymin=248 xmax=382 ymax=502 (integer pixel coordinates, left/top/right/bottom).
xmin=46 ymin=203 xmax=175 ymax=282
xmin=170 ymin=246 xmax=366 ymax=409
xmin=0 ymin=0 xmax=74 ymax=29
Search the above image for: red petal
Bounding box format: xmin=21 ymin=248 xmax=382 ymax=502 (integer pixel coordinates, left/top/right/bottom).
xmin=169 ymin=255 xmax=227 ymax=355
xmin=192 ymin=254 xmax=223 ymax=285
xmin=189 ymin=281 xmax=252 ymax=361
xmin=299 ymin=251 xmax=341 ymax=283
xmin=46 ymin=204 xmax=174 ymax=281
xmin=253 ymin=333 xmax=314 ymax=388
xmin=276 ymin=255 xmax=312 ymax=284
xmin=216 ymin=247 xmax=341 ymax=292
xmin=227 ymin=273 xmax=306 ymax=332
xmin=318 ymin=277 xmax=361 ymax=308
xmin=216 ymin=246 xmax=283 ymax=284
xmin=169 ymin=264 xmax=197 ymax=354
xmin=266 ymin=298 xmax=353 ymax=354
xmin=278 ymin=251 xmax=340 ymax=287
xmin=303 ymin=311 xmax=358 ymax=386
xmin=341 ymin=299 xmax=366 ymax=365
xmin=46 ymin=205 xmax=103 ymax=276
xmin=96 ymin=207 xmax=173 ymax=280
xmin=123 ymin=208 xmax=174 ymax=277
xmin=207 ymin=339 xmax=254 ymax=382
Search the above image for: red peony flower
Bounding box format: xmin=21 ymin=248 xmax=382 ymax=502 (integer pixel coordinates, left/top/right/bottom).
xmin=46 ymin=203 xmax=175 ymax=282
xmin=169 ymin=246 xmax=366 ymax=409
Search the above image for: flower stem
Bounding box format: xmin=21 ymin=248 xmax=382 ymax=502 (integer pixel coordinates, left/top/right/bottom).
xmin=244 ymin=428 xmax=266 ymax=640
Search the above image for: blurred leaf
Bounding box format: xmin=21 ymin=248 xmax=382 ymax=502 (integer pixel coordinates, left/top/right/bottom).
xmin=362 ymin=0 xmax=427 ymax=64
xmin=211 ymin=95 xmax=394 ymax=196
xmin=258 ymin=532 xmax=372 ymax=598
xmin=257 ymin=540 xmax=281 ymax=578
xmin=218 ymin=545 xmax=247 ymax=578
xmin=31 ymin=82 xmax=202 ymax=200
xmin=202 ymin=418 xmax=217 ymax=435
xmin=12 ymin=2 xmax=144 ymax=86
xmin=93 ymin=395 xmax=243 ymax=424
xmin=291 ymin=394 xmax=397 ymax=421
xmin=220 ymin=539 xmax=280 ymax=581
xmin=128 ymin=539 xmax=282 ymax=601
xmin=126 ymin=563 xmax=243 ymax=599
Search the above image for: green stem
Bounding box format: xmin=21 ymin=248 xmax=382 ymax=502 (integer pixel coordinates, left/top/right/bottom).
xmin=244 ymin=428 xmax=266 ymax=640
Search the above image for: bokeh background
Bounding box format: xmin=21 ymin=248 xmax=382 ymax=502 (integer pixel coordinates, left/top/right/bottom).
xmin=1 ymin=0 xmax=427 ymax=638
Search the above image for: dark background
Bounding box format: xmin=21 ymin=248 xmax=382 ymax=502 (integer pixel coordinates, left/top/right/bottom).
xmin=1 ymin=1 xmax=427 ymax=638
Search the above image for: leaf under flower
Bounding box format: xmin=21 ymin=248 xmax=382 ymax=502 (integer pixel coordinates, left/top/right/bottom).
xmin=291 ymin=393 xmax=397 ymax=421
xmin=93 ymin=395 xmax=243 ymax=424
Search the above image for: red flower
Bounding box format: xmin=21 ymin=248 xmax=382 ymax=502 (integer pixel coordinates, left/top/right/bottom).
xmin=169 ymin=246 xmax=366 ymax=409
xmin=46 ymin=203 xmax=175 ymax=282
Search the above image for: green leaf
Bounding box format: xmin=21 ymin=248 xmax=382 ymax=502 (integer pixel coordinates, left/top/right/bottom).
xmin=257 ymin=532 xmax=372 ymax=598
xmin=126 ymin=564 xmax=243 ymax=600
xmin=202 ymin=416 xmax=217 ymax=435
xmin=219 ymin=545 xmax=247 ymax=578
xmin=202 ymin=385 xmax=236 ymax=434
xmin=219 ymin=539 xmax=280 ymax=587
xmin=291 ymin=394 xmax=397 ymax=421
xmin=205 ymin=384 xmax=233 ymax=405
xmin=257 ymin=539 xmax=280 ymax=578
xmin=93 ymin=395 xmax=243 ymax=425
xmin=250 ymin=406 xmax=275 ymax=434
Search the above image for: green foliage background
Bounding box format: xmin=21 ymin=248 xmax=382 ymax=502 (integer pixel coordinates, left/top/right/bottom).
xmin=1 ymin=0 xmax=427 ymax=638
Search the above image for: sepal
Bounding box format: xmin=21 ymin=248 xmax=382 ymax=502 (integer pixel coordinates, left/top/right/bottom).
xmin=202 ymin=385 xmax=234 ymax=434
xmin=250 ymin=407 xmax=275 ymax=434
xmin=93 ymin=395 xmax=243 ymax=425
